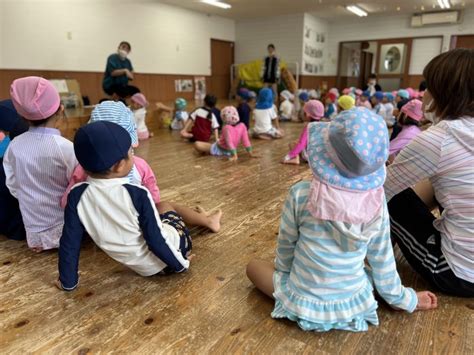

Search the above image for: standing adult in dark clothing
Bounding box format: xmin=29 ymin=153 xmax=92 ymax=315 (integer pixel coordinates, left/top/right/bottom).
xmin=362 ymin=74 xmax=382 ymax=96
xmin=102 ymin=41 xmax=140 ymax=100
xmin=261 ymin=44 xmax=280 ymax=100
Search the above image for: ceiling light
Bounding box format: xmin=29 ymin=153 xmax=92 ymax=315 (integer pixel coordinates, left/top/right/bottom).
xmin=438 ymin=0 xmax=451 ymax=9
xmin=200 ymin=0 xmax=232 ymax=9
xmin=345 ymin=5 xmax=368 ymax=17
xmin=396 ymin=6 xmax=401 ymax=11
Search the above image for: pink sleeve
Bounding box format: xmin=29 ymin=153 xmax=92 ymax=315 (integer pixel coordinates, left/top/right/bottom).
xmin=60 ymin=164 xmax=88 ymax=208
xmin=240 ymin=124 xmax=252 ymax=149
xmin=287 ymin=126 xmax=308 ymax=159
xmin=134 ymin=156 xmax=161 ymax=204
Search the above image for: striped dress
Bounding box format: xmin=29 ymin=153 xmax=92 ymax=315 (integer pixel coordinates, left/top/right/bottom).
xmin=385 ymin=117 xmax=474 ymax=283
xmin=3 ymin=127 xmax=77 ymax=249
xmin=272 ymin=181 xmax=416 ymax=332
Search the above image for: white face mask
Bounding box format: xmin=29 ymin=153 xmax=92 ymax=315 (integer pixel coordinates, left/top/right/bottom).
xmin=118 ymin=49 xmax=128 ymax=59
xmin=423 ymin=99 xmax=438 ymax=123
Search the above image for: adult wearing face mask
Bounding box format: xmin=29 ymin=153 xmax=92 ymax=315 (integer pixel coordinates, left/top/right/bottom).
xmin=384 ymin=48 xmax=474 ymax=298
xmin=362 ymin=74 xmax=382 ymax=96
xmin=102 ymin=41 xmax=140 ymax=100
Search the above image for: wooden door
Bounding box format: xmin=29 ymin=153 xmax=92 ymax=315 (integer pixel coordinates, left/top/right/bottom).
xmin=360 ymin=51 xmax=373 ymax=88
xmin=210 ymin=39 xmax=234 ymax=99
xmin=451 ymin=35 xmax=474 ymax=49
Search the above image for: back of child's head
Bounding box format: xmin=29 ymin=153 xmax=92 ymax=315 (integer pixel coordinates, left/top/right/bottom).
xmin=280 ymin=90 xmax=294 ymax=101
xmin=175 ymin=98 xmax=187 ymax=111
xmin=90 ymin=100 xmax=138 ymax=146
xmin=326 ymin=92 xmax=337 ymax=103
xmin=397 ymin=89 xmax=409 ymax=100
xmin=10 ymin=76 xmax=61 ymax=126
xmin=361 ymin=90 xmax=370 ymax=99
xmin=74 ymin=121 xmax=131 ymax=175
xmin=131 ymin=93 xmax=148 ymax=108
xmin=256 ymin=88 xmax=273 ymax=110
xmin=303 ymin=100 xmax=324 ymax=121
xmin=338 ymin=95 xmax=355 ymax=111
xmin=221 ymin=106 xmax=240 ymax=126
xmin=384 ymin=93 xmax=394 ymax=103
xmin=307 ymin=107 xmax=389 ymax=192
xmin=373 ymin=91 xmax=384 ymax=103
xmin=400 ymin=99 xmax=423 ymax=125
xmin=298 ymin=91 xmax=309 ymax=103
xmin=328 ymin=87 xmax=339 ymax=99
xmin=204 ymin=94 xmax=217 ymax=109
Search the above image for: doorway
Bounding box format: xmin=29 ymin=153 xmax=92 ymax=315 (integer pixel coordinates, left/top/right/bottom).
xmin=210 ymin=39 xmax=234 ymax=99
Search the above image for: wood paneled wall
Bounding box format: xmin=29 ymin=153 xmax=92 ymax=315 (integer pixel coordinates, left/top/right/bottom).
xmin=0 ymin=69 xmax=212 ymax=105
xmin=299 ymin=76 xmax=337 ymax=91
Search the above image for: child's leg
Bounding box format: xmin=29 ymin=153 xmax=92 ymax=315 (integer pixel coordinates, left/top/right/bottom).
xmin=158 ymin=202 xmax=222 ymax=233
xmin=246 ymin=259 xmax=275 ymax=298
xmin=256 ymin=134 xmax=272 ymax=140
xmin=194 ymin=141 xmax=212 ymax=154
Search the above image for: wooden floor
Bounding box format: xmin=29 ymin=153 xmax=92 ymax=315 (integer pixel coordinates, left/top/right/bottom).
xmin=1 ymin=122 xmax=473 ymax=354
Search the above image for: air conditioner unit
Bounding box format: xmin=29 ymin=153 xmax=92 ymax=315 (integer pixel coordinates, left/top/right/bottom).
xmin=411 ymin=11 xmax=460 ymax=27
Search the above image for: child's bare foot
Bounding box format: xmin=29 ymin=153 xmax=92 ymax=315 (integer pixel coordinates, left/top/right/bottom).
xmin=207 ymin=209 xmax=223 ymax=233
xmin=180 ymin=130 xmax=193 ymax=139
xmin=31 ymin=247 xmax=43 ymax=253
xmin=282 ymin=156 xmax=300 ymax=165
xmin=149 ymin=132 xmax=154 ymax=137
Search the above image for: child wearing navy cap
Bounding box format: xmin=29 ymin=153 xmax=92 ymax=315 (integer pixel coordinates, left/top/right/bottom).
xmin=57 ymin=121 xmax=221 ymax=291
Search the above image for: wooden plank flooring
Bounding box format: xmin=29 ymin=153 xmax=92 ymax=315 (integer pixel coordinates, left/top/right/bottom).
xmin=1 ymin=121 xmax=473 ymax=354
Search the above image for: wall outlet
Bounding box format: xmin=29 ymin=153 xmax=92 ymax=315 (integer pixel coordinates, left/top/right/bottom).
xmin=67 ymin=31 xmax=72 ymax=40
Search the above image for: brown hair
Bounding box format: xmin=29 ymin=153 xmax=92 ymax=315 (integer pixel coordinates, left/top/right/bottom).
xmin=423 ymin=48 xmax=474 ymax=120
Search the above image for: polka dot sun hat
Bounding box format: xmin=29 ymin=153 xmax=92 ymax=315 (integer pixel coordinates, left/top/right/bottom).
xmin=307 ymin=107 xmax=389 ymax=192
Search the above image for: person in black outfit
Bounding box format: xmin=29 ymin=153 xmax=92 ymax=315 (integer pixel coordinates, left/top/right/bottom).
xmin=261 ymin=44 xmax=280 ymax=100
xmin=362 ymin=74 xmax=382 ymax=96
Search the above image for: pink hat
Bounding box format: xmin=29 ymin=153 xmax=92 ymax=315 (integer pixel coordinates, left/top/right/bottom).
xmin=304 ymin=100 xmax=324 ymax=121
xmin=406 ymin=87 xmax=416 ymax=99
xmin=10 ymin=76 xmax=60 ymax=121
xmin=342 ymin=88 xmax=351 ymax=95
xmin=355 ymin=89 xmax=363 ymax=96
xmin=401 ymin=99 xmax=423 ymax=121
xmin=221 ymin=106 xmax=240 ymax=125
xmin=131 ymin=93 xmax=148 ymax=108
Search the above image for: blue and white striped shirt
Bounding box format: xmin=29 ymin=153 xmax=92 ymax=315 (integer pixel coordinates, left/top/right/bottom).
xmin=272 ymin=181 xmax=417 ymax=332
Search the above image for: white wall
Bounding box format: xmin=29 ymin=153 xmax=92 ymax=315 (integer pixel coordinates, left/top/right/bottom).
xmin=326 ymin=7 xmax=474 ymax=76
xmin=235 ymin=13 xmax=304 ymax=66
xmin=0 ymin=0 xmax=235 ymax=75
xmin=301 ymin=13 xmax=329 ymax=75
xmin=409 ymin=37 xmax=443 ymax=74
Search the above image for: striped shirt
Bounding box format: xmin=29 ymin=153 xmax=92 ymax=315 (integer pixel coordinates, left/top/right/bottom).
xmin=272 ymin=181 xmax=416 ymax=332
xmin=385 ymin=117 xmax=474 ymax=283
xmin=3 ymin=127 xmax=77 ymax=249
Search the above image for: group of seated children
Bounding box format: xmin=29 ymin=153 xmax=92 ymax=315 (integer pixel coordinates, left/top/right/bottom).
xmin=0 ymin=75 xmax=442 ymax=334
xmin=1 ymin=76 xmax=222 ymax=273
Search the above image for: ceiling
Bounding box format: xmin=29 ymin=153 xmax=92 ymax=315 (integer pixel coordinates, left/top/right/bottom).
xmin=158 ymin=0 xmax=473 ymax=20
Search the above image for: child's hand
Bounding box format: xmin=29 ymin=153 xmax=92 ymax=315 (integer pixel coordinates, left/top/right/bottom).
xmin=187 ymin=254 xmax=196 ymax=262
xmin=229 ymin=155 xmax=238 ymax=162
xmin=416 ymin=291 xmax=438 ymax=311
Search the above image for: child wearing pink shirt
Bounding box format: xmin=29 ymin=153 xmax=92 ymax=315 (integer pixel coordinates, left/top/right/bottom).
xmin=388 ymin=99 xmax=423 ymax=162
xmin=282 ymin=100 xmax=324 ymax=165
xmin=194 ymin=106 xmax=257 ymax=161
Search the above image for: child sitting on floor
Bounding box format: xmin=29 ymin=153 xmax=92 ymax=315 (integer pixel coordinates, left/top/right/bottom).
xmin=3 ymin=77 xmax=78 ymax=252
xmin=170 ymin=98 xmax=189 ymax=131
xmin=0 ymin=99 xmax=29 ymax=241
xmin=324 ymin=92 xmax=338 ymax=120
xmin=337 ymin=95 xmax=355 ymax=112
xmin=282 ymin=100 xmax=324 ymax=165
xmin=180 ymin=95 xmax=219 ymax=142
xmin=57 ymin=121 xmax=222 ymax=291
xmin=250 ymin=88 xmax=284 ymax=139
xmin=371 ymin=91 xmax=387 ymax=119
xmin=388 ymin=99 xmax=423 ymax=161
xmin=296 ymin=91 xmax=309 ymax=122
xmin=194 ymin=106 xmax=257 ymax=161
xmin=60 ymin=100 xmax=160 ymax=208
xmin=279 ymin=90 xmax=295 ymax=121
xmin=383 ymin=93 xmax=395 ymax=127
xmin=131 ymin=93 xmax=153 ymax=140
xmin=236 ymin=88 xmax=256 ymax=130
xmin=246 ymin=107 xmax=437 ymax=332
xmin=357 ymin=90 xmax=372 ymax=110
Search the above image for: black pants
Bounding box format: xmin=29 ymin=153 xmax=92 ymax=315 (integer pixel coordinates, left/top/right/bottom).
xmin=388 ymin=188 xmax=474 ymax=297
xmin=104 ymin=84 xmax=140 ymax=98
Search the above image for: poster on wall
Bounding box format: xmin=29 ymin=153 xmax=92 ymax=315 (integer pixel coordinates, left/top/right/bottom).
xmin=302 ymin=24 xmax=327 ymax=76
xmin=175 ymin=79 xmax=193 ymax=92
xmin=194 ymin=77 xmax=206 ymax=101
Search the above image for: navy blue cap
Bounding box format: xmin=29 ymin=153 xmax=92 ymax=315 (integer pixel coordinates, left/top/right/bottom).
xmin=373 ymin=91 xmax=384 ymax=101
xmin=0 ymin=99 xmax=22 ymax=132
xmin=74 ymin=121 xmax=132 ymax=173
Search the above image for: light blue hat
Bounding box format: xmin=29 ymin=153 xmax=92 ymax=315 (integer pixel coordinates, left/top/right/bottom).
xmin=175 ymin=98 xmax=187 ymax=110
xmin=307 ymin=107 xmax=389 ymax=191
xmin=90 ymin=101 xmax=138 ymax=146
xmin=397 ymin=89 xmax=410 ymax=99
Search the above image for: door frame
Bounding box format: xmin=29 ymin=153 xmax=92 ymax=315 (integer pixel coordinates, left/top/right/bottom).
xmin=210 ymin=38 xmax=235 ymax=99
